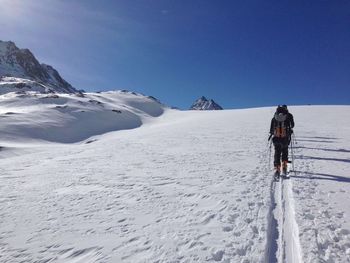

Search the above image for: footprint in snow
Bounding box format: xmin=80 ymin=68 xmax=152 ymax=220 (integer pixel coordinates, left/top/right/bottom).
xmin=251 ymin=225 xmax=259 ymax=234
xmin=336 ymin=212 xmax=344 ymax=219
xmin=339 ymin=229 xmax=350 ymax=235
xmin=222 ymin=226 xmax=233 ymax=232
xmin=211 ymin=250 xmax=225 ymax=261
xmin=228 ymin=213 xmax=239 ymax=223
xmin=304 ymin=213 xmax=315 ymax=220
xmin=244 ymin=218 xmax=253 ymax=224
xmin=202 ymin=214 xmax=216 ymax=224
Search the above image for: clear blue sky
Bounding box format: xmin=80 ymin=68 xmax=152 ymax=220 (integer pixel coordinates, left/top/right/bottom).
xmin=1 ymin=0 xmax=349 ymax=109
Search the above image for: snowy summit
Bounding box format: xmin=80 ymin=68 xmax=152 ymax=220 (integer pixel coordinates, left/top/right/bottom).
xmin=190 ymin=96 xmax=223 ymax=110
xmin=0 ymin=40 xmax=77 ymax=94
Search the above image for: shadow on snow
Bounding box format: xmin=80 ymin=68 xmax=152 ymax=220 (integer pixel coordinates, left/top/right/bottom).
xmin=291 ymin=171 xmax=350 ymax=183
xmin=298 ymin=136 xmax=339 ymax=140
xmin=296 ymin=139 xmax=337 ymax=144
xmin=294 ymin=146 xmax=350 ymax=153
xmin=296 ymin=155 xmax=350 ymax=164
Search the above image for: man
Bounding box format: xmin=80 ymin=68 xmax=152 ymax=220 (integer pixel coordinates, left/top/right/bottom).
xmin=269 ymin=105 xmax=295 ymax=177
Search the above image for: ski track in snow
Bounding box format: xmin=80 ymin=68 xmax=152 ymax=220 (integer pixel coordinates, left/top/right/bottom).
xmin=272 ymin=177 xmax=303 ymax=263
xmin=1 ymin=106 xmax=350 ymax=262
xmin=264 ymin=152 xmax=303 ymax=263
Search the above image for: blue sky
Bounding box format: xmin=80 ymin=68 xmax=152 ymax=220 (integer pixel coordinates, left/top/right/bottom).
xmin=0 ymin=0 xmax=349 ymax=109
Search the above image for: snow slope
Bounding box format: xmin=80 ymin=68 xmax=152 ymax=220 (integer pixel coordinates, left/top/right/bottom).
xmin=0 ymin=104 xmax=349 ymax=263
xmin=0 ymin=90 xmax=164 ymax=144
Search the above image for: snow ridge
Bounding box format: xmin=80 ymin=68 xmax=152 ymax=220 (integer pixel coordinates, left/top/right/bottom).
xmin=0 ymin=90 xmax=165 ymax=143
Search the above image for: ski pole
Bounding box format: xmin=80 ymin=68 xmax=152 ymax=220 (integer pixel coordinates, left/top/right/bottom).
xmin=268 ymin=133 xmax=273 ymax=141
xmin=291 ymin=135 xmax=296 ymax=174
xmin=292 ymin=132 xmax=298 ymax=145
xmin=266 ymin=134 xmax=272 ymax=170
xmin=268 ymin=140 xmax=272 ymax=171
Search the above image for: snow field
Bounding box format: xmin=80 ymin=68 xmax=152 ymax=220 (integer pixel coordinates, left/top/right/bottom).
xmin=0 ymin=108 xmax=274 ymax=262
xmin=0 ymin=102 xmax=350 ymax=263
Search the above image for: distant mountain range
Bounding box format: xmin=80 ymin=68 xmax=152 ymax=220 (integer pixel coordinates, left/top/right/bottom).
xmin=190 ymin=96 xmax=223 ymax=110
xmin=1 ymin=40 xmax=224 ymax=112
xmin=0 ymin=40 xmax=77 ymax=94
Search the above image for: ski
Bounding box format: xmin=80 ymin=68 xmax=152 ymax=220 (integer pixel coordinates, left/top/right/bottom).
xmin=281 ymin=169 xmax=290 ymax=179
xmin=273 ymin=170 xmax=290 ymax=180
xmin=281 ymin=173 xmax=290 ymax=179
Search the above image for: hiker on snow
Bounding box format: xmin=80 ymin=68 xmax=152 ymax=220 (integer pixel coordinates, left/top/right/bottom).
xmin=269 ymin=105 xmax=294 ymax=176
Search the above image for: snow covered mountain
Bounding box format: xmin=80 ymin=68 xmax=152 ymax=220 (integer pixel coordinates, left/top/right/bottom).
xmin=0 ymin=90 xmax=165 ymax=143
xmin=0 ymin=40 xmax=77 ymax=94
xmin=190 ymin=96 xmax=223 ymax=110
xmin=1 ymin=103 xmax=350 ymax=263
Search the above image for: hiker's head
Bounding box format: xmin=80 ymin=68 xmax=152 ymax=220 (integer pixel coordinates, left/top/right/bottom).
xmin=276 ymin=105 xmax=288 ymax=114
xmin=276 ymin=105 xmax=284 ymax=114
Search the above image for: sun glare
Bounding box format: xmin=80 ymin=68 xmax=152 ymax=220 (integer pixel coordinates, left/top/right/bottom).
xmin=0 ymin=0 xmax=25 ymax=19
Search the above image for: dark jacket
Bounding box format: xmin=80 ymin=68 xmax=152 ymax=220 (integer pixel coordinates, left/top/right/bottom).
xmin=287 ymin=112 xmax=295 ymax=129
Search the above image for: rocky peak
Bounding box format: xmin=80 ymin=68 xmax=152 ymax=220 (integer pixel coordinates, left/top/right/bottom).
xmin=190 ymin=96 xmax=223 ymax=110
xmin=0 ymin=40 xmax=77 ymax=93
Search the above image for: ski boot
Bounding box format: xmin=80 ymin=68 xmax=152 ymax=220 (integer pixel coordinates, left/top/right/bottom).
xmin=282 ymin=161 xmax=289 ymax=178
xmin=274 ymin=165 xmax=281 ymax=181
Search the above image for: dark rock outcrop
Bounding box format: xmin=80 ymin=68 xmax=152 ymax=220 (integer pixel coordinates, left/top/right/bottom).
xmin=190 ymin=96 xmax=223 ymax=110
xmin=0 ymin=40 xmax=77 ymax=93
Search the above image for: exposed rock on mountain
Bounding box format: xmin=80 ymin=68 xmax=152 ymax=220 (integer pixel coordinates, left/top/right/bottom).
xmin=190 ymin=96 xmax=223 ymax=110
xmin=0 ymin=40 xmax=77 ymax=94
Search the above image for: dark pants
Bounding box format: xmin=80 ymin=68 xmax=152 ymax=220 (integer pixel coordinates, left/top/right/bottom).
xmin=273 ymin=137 xmax=289 ymax=167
